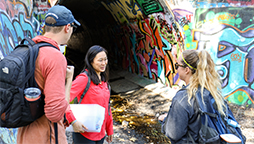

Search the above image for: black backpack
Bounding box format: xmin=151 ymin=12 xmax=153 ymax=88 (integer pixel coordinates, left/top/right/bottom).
xmin=0 ymin=37 xmax=57 ymax=128
xmin=188 ymin=88 xmax=246 ymax=144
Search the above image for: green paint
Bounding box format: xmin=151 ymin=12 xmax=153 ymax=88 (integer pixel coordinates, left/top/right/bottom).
xmin=248 ymin=100 xmax=252 ymax=105
xmin=227 ymin=91 xmax=249 ymax=105
xmin=250 ymin=19 xmax=252 ymax=22
xmin=235 ymin=18 xmax=242 ymax=25
xmin=184 ymin=29 xmax=191 ymax=36
xmin=183 ymin=25 xmax=189 ymax=31
xmin=136 ymin=0 xmax=163 ymax=15
xmin=182 ymin=22 xmax=197 ymax=50
xmin=205 ymin=11 xmax=215 ymax=21
xmin=242 ymin=24 xmax=254 ymax=31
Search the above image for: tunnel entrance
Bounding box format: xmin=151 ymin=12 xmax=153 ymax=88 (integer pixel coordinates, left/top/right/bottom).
xmin=58 ymin=0 xmax=123 ymax=77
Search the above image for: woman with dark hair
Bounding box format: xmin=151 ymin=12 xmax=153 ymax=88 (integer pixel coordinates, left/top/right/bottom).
xmin=158 ymin=49 xmax=227 ymax=143
xmin=66 ymin=45 xmax=113 ymax=144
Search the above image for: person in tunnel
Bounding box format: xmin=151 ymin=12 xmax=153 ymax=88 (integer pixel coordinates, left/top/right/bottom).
xmin=17 ymin=5 xmax=80 ymax=144
xmin=65 ymin=45 xmax=114 ymax=144
xmin=158 ymin=50 xmax=226 ymax=143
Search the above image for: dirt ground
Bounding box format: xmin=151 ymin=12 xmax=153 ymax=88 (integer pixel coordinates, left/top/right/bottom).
xmin=66 ymin=88 xmax=254 ymax=144
xmin=228 ymin=104 xmax=254 ymax=144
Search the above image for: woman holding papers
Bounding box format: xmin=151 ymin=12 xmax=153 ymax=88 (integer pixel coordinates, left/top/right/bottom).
xmin=66 ymin=45 xmax=113 ymax=144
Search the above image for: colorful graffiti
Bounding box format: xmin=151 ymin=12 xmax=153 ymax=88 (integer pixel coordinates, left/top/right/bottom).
xmin=0 ymin=0 xmax=252 ymax=143
xmin=0 ymin=11 xmax=35 ymax=57
xmin=102 ymin=0 xmax=143 ymax=24
xmin=0 ymin=0 xmax=49 ymax=58
xmin=163 ymin=0 xmax=254 ymax=107
xmin=191 ymin=7 xmax=254 ymax=107
xmin=103 ymin=0 xmax=254 ymax=107
xmin=103 ymin=0 xmax=183 ymax=87
xmin=166 ymin=0 xmax=254 ymax=8
xmin=165 ymin=1 xmax=254 ymax=108
xmin=0 ymin=0 xmax=50 ymax=143
xmin=136 ymin=0 xmax=164 ymax=15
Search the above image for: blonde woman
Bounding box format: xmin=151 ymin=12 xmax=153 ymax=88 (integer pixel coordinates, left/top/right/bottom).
xmin=158 ymin=50 xmax=226 ymax=143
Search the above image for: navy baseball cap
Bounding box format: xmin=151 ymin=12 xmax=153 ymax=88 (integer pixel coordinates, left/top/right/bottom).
xmin=45 ymin=5 xmax=80 ymax=26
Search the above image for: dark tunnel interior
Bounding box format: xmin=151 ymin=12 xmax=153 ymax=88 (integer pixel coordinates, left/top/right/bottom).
xmin=58 ymin=0 xmax=122 ymax=78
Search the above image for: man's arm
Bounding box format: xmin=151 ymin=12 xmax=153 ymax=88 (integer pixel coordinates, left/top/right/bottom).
xmin=65 ymin=65 xmax=74 ymax=102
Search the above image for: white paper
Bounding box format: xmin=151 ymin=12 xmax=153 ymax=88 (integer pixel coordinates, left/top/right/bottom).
xmin=66 ymin=104 xmax=105 ymax=132
xmin=220 ymin=134 xmax=241 ymax=143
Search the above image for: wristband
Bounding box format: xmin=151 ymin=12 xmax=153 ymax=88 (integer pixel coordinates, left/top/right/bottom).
xmin=71 ymin=120 xmax=77 ymax=125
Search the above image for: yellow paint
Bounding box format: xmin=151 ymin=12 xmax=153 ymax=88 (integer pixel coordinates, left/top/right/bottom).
xmin=237 ymin=95 xmax=244 ymax=102
xmin=102 ymin=0 xmax=143 ymax=24
xmin=183 ymin=25 xmax=189 ymax=31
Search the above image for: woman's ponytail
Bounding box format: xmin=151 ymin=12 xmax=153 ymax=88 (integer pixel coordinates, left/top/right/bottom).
xmin=187 ymin=50 xmax=226 ymax=116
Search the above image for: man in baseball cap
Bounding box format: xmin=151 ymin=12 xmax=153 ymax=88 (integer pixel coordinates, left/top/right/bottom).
xmin=17 ymin=5 xmax=78 ymax=144
xmin=45 ymin=5 xmax=80 ymax=27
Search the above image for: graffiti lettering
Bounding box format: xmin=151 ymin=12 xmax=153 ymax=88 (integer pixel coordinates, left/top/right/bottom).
xmin=136 ymin=0 xmax=163 ymax=15
xmin=0 ymin=11 xmax=35 ymax=57
xmin=217 ymin=14 xmax=235 ymax=21
xmin=102 ymin=0 xmax=143 ymax=24
xmin=231 ymin=53 xmax=242 ymax=62
xmin=179 ymin=17 xmax=190 ymax=27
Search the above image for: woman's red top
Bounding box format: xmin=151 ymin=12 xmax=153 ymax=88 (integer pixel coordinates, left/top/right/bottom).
xmin=65 ymin=71 xmax=113 ymax=140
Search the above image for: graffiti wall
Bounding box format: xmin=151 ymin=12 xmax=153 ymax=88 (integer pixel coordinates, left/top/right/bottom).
xmin=103 ymin=0 xmax=184 ymax=87
xmin=102 ymin=0 xmax=254 ymax=108
xmin=163 ymin=0 xmax=254 ymax=107
xmin=0 ymin=0 xmax=50 ymax=142
xmin=0 ymin=0 xmax=49 ymax=58
xmin=0 ymin=0 xmax=253 ymax=142
xmin=192 ymin=7 xmax=254 ymax=106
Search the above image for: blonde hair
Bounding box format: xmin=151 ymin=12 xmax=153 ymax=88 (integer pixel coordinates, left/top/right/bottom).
xmin=182 ymin=50 xmax=226 ymax=116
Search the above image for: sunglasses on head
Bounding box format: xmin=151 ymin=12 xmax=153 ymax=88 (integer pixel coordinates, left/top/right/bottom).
xmin=70 ymin=23 xmax=77 ymax=32
xmin=175 ymin=63 xmax=186 ymax=69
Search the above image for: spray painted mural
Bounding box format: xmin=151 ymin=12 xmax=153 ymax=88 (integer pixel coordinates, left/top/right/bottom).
xmin=103 ymin=0 xmax=184 ymax=87
xmin=165 ymin=0 xmax=254 ymax=107
xmin=192 ymin=7 xmax=254 ymax=107
xmin=0 ymin=0 xmax=50 ymax=143
xmin=0 ymin=0 xmax=252 ymax=143
xmin=0 ymin=0 xmax=48 ymax=59
xmin=103 ymin=0 xmax=254 ymax=107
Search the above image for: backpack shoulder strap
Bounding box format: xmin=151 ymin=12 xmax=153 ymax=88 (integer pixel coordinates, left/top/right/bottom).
xmin=107 ymin=83 xmax=111 ymax=116
xmin=20 ymin=37 xmax=36 ymax=46
xmin=36 ymin=42 xmax=58 ymax=50
xmin=78 ymin=71 xmax=91 ymax=104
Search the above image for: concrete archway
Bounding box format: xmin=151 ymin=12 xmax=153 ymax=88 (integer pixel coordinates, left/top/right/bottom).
xmin=59 ymin=0 xmax=122 ymax=77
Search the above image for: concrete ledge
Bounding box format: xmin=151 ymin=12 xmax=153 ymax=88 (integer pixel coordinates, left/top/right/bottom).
xmin=144 ymin=82 xmax=177 ymax=101
xmin=109 ymin=69 xmax=178 ymax=101
xmin=124 ymin=72 xmax=156 ymax=88
xmin=110 ymin=79 xmax=140 ymax=93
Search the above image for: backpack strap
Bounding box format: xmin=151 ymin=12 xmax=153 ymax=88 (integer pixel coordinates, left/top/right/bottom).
xmin=78 ymin=71 xmax=91 ymax=104
xmin=49 ymin=121 xmax=58 ymax=144
xmin=54 ymin=123 xmax=58 ymax=144
xmin=20 ymin=37 xmax=36 ymax=46
xmin=107 ymin=83 xmax=111 ymax=116
xmin=18 ymin=38 xmax=59 ymax=88
xmin=78 ymin=71 xmax=111 ymax=116
xmin=187 ymin=88 xmax=218 ymax=144
xmin=187 ymin=131 xmax=196 ymax=144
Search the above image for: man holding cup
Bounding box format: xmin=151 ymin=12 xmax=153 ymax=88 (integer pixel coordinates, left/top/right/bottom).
xmin=17 ymin=5 xmax=80 ymax=144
